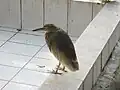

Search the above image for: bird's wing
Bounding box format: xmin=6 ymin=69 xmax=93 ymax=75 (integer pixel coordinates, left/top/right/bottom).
xmin=54 ymin=30 xmax=77 ymax=61
xmin=45 ymin=30 xmax=79 ymax=71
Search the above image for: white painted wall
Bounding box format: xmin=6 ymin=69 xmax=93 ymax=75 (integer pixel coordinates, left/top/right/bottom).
xmin=0 ymin=0 xmax=103 ymax=36
xmin=0 ymin=0 xmax=20 ymax=28
xmin=22 ymin=0 xmax=43 ymax=30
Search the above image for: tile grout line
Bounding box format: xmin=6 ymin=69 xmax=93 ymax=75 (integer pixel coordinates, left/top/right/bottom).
xmin=0 ymin=56 xmax=51 ymax=71
xmin=0 ymin=26 xmax=18 ymax=30
xmin=0 ymin=26 xmax=79 ymax=38
xmin=0 ymin=63 xmax=46 ymax=73
xmin=8 ymin=41 xmax=45 ymax=47
xmin=10 ymin=81 xmax=40 ymax=87
xmin=0 ymin=50 xmax=53 ymax=61
xmin=0 ymin=79 xmax=9 ymax=82
xmin=0 ymin=32 xmax=19 ymax=48
xmin=6 ymin=39 xmax=75 ymax=47
xmin=0 ymin=26 xmax=43 ymax=35
xmin=0 ymin=50 xmax=51 ymax=60
xmin=1 ymin=44 xmax=46 ymax=90
xmin=0 ymin=78 xmax=39 ymax=87
xmin=0 ymin=29 xmax=18 ymax=33
xmin=0 ymin=51 xmax=35 ymax=57
xmin=0 ymin=64 xmax=21 ymax=69
xmin=0 ymin=27 xmax=44 ymax=36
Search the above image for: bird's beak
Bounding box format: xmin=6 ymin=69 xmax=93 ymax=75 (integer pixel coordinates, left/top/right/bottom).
xmin=32 ymin=27 xmax=45 ymax=31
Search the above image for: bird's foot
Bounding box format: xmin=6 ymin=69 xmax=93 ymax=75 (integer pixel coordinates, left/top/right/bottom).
xmin=58 ymin=67 xmax=67 ymax=72
xmin=56 ymin=65 xmax=67 ymax=72
xmin=50 ymin=69 xmax=62 ymax=75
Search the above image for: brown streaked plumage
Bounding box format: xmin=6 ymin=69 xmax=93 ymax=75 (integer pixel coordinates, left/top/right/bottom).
xmin=33 ymin=24 xmax=79 ymax=74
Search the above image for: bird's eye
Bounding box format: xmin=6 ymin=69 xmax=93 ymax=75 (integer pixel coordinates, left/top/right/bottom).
xmin=44 ymin=26 xmax=47 ymax=28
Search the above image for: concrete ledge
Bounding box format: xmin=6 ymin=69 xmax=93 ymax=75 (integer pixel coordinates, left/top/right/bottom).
xmin=39 ymin=1 xmax=120 ymax=90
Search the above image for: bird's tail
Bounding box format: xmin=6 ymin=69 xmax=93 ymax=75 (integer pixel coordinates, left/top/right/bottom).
xmin=62 ymin=59 xmax=79 ymax=72
xmin=70 ymin=60 xmax=79 ymax=71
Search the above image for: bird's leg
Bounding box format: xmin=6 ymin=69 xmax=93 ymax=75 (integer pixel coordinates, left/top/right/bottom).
xmin=55 ymin=62 xmax=61 ymax=73
xmin=58 ymin=66 xmax=67 ymax=72
xmin=51 ymin=62 xmax=62 ymax=75
xmin=62 ymin=66 xmax=65 ymax=70
xmin=56 ymin=62 xmax=61 ymax=69
xmin=62 ymin=66 xmax=67 ymax=72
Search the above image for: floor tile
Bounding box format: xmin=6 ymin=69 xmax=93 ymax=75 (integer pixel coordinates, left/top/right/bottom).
xmin=35 ymin=45 xmax=55 ymax=60
xmin=0 ymin=27 xmax=18 ymax=32
xmin=0 ymin=41 xmax=5 ymax=46
xmin=0 ymin=80 xmax=8 ymax=89
xmin=0 ymin=42 xmax=41 ymax=56
xmin=25 ymin=57 xmax=58 ymax=72
xmin=40 ymin=45 xmax=49 ymax=52
xmin=2 ymin=82 xmax=39 ymax=90
xmin=0 ymin=31 xmax=15 ymax=41
xmin=0 ymin=65 xmax=20 ymax=80
xmin=0 ymin=52 xmax=32 ymax=68
xmin=35 ymin=51 xmax=54 ymax=60
xmin=10 ymin=33 xmax=46 ymax=46
xmin=12 ymin=69 xmax=49 ymax=86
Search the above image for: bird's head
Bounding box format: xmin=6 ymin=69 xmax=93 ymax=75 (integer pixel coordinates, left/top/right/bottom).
xmin=33 ymin=24 xmax=58 ymax=32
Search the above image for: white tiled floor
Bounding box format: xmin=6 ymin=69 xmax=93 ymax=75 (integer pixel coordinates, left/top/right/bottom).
xmin=0 ymin=42 xmax=41 ymax=56
xmin=0 ymin=28 xmax=78 ymax=89
xmin=0 ymin=65 xmax=20 ymax=80
xmin=0 ymin=27 xmax=18 ymax=32
xmin=0 ymin=30 xmax=15 ymax=41
xmin=11 ymin=69 xmax=50 ymax=87
xmin=2 ymin=82 xmax=39 ymax=90
xmin=9 ymin=33 xmax=46 ymax=46
xmin=25 ymin=57 xmax=58 ymax=71
xmin=0 ymin=80 xmax=8 ymax=89
xmin=0 ymin=52 xmax=32 ymax=68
